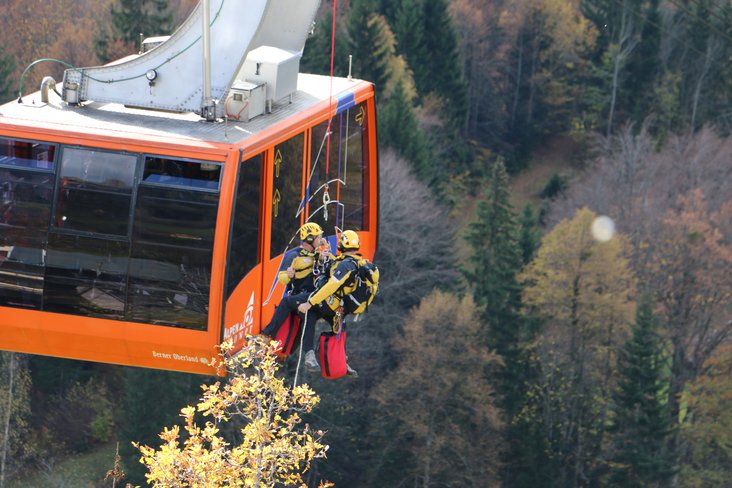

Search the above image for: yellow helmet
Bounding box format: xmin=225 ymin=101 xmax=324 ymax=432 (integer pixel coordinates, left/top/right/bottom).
xmin=299 ymin=222 xmax=323 ymax=244
xmin=338 ymin=230 xmax=360 ymax=251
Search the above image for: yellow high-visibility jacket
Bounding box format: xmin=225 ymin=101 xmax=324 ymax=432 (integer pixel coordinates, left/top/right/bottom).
xmin=278 ymin=247 xmax=318 ymax=294
xmin=307 ymin=253 xmax=361 ymax=312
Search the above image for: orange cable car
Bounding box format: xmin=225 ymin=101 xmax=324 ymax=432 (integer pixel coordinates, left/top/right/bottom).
xmin=0 ymin=72 xmax=378 ymax=374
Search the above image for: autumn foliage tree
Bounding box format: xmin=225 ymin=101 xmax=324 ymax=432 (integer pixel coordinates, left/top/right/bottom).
xmin=544 ymin=126 xmax=732 ymax=483
xmin=0 ymin=353 xmax=31 ymax=488
xmin=134 ymin=337 xmax=330 ymax=488
xmin=679 ymin=344 xmax=732 ymax=486
xmin=371 ymin=290 xmax=503 ymax=487
xmin=520 ymin=207 xmax=636 ymax=485
xmin=648 ymin=190 xmax=732 ymax=469
xmin=0 ymin=0 xmax=114 ymax=96
xmin=0 ymin=45 xmax=16 ymax=104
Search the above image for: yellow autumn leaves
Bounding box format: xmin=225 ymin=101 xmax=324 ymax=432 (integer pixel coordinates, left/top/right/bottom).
xmin=133 ymin=337 xmax=331 ymax=488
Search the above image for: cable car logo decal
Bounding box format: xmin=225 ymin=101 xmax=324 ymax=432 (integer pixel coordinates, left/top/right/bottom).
xmin=243 ymin=292 xmax=255 ymax=336
xmin=224 ymin=292 xmax=256 ymax=343
xmin=355 ymin=106 xmax=365 ymax=126
xmin=151 ymin=350 xmax=205 ymax=364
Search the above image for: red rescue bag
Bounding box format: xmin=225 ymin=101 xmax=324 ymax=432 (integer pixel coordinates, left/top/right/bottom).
xmin=273 ymin=312 xmax=301 ymax=359
xmin=318 ymin=331 xmax=347 ymax=379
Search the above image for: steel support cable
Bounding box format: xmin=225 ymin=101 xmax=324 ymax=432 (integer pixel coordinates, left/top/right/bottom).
xmin=322 ymin=0 xmax=339 ymax=221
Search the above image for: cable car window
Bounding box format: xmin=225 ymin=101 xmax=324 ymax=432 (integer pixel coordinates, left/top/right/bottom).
xmin=270 ymin=133 xmax=304 ymax=257
xmin=340 ymin=103 xmax=367 ymax=231
xmin=128 ymin=185 xmax=219 ymax=330
xmin=0 ymin=166 xmax=54 ymax=310
xmin=309 ymin=116 xmax=342 ymax=236
xmin=43 ymin=234 xmax=129 ymax=320
xmin=0 ymin=139 xmax=55 ymax=171
xmin=54 ymin=148 xmax=136 ymax=236
xmin=142 ymin=157 xmax=222 ymax=191
xmin=226 ymin=154 xmax=263 ymax=299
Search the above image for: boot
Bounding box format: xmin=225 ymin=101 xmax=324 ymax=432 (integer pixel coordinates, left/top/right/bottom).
xmin=346 ymin=363 xmax=359 ymax=378
xmin=304 ymin=350 xmax=319 ymax=370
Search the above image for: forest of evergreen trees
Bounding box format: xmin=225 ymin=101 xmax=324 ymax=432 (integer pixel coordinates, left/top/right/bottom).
xmin=1 ymin=0 xmax=732 ymax=486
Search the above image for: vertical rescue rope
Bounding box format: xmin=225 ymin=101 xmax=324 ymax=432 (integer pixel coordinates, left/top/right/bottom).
xmin=323 ymin=0 xmax=338 ymax=221
xmin=293 ymin=312 xmax=310 ymax=388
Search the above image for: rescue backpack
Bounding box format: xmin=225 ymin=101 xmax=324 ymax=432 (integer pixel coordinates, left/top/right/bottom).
xmin=341 ymin=257 xmax=379 ymax=315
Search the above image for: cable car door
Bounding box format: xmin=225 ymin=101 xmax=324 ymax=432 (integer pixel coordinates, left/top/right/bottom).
xmin=223 ymin=153 xmax=265 ymax=351
xmin=260 ymin=133 xmax=307 ymax=329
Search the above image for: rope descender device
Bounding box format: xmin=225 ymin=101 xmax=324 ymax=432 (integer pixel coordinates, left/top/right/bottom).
xmin=323 ymin=186 xmax=331 ymax=221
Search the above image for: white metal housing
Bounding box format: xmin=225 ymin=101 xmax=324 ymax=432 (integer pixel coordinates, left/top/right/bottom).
xmin=60 ymin=0 xmax=320 ymax=118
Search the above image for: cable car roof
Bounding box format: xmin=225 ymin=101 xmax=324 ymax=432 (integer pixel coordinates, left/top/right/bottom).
xmin=0 ymin=74 xmax=368 ymax=148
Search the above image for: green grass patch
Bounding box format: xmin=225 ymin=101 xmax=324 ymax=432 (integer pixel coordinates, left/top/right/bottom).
xmin=8 ymin=442 xmax=119 ymax=488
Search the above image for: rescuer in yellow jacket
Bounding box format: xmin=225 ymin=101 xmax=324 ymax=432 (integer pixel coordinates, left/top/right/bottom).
xmin=261 ymin=222 xmax=330 ymax=338
xmin=297 ymin=230 xmax=362 ymax=374
xmin=277 ymin=222 xmax=327 ymax=295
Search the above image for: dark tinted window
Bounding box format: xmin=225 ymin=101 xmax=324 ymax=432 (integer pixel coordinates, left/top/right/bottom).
xmin=0 ymin=144 xmax=223 ymax=329
xmin=128 ymin=185 xmax=219 ymax=329
xmin=43 ymin=234 xmax=129 ymax=319
xmin=0 ymin=166 xmax=55 ymax=309
xmin=226 ymin=154 xmax=263 ymax=299
xmin=309 ymin=120 xmax=339 ymax=236
xmin=0 ymin=139 xmax=55 ymax=170
xmin=341 ymin=104 xmax=367 ymax=231
xmin=54 ymin=148 xmax=136 ymax=236
xmin=143 ymin=156 xmax=221 ymax=190
xmin=270 ymin=133 xmax=304 ymax=256
xmin=309 ymin=106 xmax=367 ymax=235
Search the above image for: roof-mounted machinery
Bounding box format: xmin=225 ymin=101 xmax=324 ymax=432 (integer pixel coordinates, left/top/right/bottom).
xmin=61 ymin=0 xmax=319 ymax=120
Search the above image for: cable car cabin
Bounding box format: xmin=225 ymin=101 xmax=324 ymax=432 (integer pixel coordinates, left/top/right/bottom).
xmin=0 ymin=75 xmax=378 ymax=374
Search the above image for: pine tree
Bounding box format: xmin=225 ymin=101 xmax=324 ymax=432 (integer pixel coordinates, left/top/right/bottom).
xmin=464 ymin=160 xmax=549 ymax=487
xmin=300 ymin=9 xmax=349 ymax=77
xmin=421 ymin=0 xmax=468 ymax=125
xmin=609 ymin=293 xmax=674 ymax=487
xmin=379 ymin=80 xmax=431 ymax=180
xmin=624 ymin=0 xmax=661 ymax=124
xmin=347 ymin=0 xmax=392 ymax=88
xmin=464 ymin=158 xmax=523 ymax=347
xmin=0 ymin=45 xmax=16 ymax=104
xmin=392 ymin=0 xmax=427 ymax=95
xmin=518 ymin=202 xmax=542 ymax=265
xmin=463 ymin=159 xmax=523 ymax=408
xmin=111 ymin=0 xmax=173 ymax=45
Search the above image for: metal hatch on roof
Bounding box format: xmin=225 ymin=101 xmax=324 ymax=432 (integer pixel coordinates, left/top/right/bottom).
xmin=60 ymin=0 xmax=320 ymax=120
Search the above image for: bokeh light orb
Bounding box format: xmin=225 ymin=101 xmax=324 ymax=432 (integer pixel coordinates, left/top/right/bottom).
xmin=591 ymin=215 xmax=616 ymax=242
